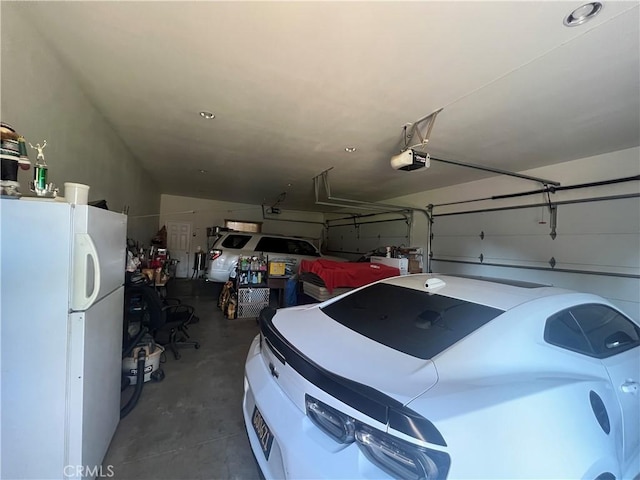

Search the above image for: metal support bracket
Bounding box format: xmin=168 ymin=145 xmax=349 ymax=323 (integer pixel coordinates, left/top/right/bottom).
xmin=404 ymin=109 xmax=443 ymax=152
xmin=549 ymin=204 xmax=558 ymax=240
xmin=313 ymin=168 xmax=413 ymax=213
xmin=401 ymin=109 xmax=560 ymax=187
xmin=428 ymin=157 xmax=561 ymax=187
xmin=426 ymin=204 xmax=434 ymax=273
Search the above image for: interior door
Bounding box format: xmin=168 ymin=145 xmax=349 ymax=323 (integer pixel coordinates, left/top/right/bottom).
xmin=167 ymin=221 xmax=192 ymax=278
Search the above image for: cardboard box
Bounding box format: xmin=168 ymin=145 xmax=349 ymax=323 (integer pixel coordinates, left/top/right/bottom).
xmin=141 ymin=268 xmax=155 ymax=281
xmin=408 ymin=258 xmax=422 ymax=274
xmin=269 ymin=262 xmax=286 ymax=276
xmin=370 ymin=256 xmax=408 ymax=275
xmin=397 ymin=247 xmax=424 ymax=274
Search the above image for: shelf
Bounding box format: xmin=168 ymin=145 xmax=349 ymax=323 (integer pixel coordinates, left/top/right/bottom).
xmin=233 ymin=255 xmax=270 ymax=318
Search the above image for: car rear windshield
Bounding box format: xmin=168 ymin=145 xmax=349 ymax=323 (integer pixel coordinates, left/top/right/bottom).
xmin=320 ymin=283 xmax=504 ymax=359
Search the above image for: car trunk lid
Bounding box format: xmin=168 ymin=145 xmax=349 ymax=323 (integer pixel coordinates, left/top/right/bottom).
xmin=274 ymin=306 xmax=439 ymax=403
xmin=259 ymin=306 xmax=448 ymax=445
xmin=260 ymin=305 xmax=438 ymax=404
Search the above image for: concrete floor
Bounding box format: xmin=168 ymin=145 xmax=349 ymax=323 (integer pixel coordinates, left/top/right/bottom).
xmin=104 ymin=280 xmax=261 ymax=479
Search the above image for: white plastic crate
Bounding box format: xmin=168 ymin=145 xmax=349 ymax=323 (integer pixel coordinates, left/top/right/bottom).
xmin=238 ymin=288 xmax=270 ymax=304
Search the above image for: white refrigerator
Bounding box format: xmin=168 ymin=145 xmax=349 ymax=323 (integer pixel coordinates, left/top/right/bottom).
xmin=1 ymin=198 xmax=127 ymax=479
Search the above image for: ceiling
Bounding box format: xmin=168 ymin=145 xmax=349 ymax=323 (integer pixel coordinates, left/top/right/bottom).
xmin=14 ymin=1 xmax=640 ymax=211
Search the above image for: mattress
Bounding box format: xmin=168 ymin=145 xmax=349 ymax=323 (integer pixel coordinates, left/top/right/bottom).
xmin=298 ymin=259 xmax=400 ymax=292
xmin=302 ymin=281 xmax=352 ymax=302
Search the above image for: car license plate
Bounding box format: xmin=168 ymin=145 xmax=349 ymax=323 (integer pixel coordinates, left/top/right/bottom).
xmin=251 ymin=405 xmax=274 ymax=460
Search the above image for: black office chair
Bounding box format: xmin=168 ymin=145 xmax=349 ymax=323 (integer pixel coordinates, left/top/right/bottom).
xmin=126 ymin=284 xmax=200 ymax=360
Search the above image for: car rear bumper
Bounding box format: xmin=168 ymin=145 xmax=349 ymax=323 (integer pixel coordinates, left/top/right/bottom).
xmin=242 ymin=335 xmax=385 ymax=480
xmin=206 ymin=267 xmax=231 ymax=282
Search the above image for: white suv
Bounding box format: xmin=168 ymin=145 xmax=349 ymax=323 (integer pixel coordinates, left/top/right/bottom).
xmin=206 ymin=231 xmax=342 ymax=282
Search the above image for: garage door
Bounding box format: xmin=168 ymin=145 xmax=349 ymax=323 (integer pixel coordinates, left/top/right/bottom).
xmin=325 ymin=213 xmax=412 ymax=260
xmin=431 ymin=196 xmax=640 ymax=321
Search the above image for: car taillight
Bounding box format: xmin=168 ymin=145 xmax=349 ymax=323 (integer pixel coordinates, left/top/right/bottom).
xmin=209 ymin=249 xmax=222 ymax=261
xmin=305 ymin=395 xmax=355 ymax=444
xmin=305 ymin=395 xmax=450 ymax=480
xmin=355 ymin=424 xmax=449 ymax=480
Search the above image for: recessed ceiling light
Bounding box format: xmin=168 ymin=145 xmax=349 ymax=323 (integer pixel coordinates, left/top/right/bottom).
xmin=564 ymin=2 xmax=603 ymax=27
xmin=345 ymin=146 xmax=357 ymax=153
xmin=199 ymin=111 xmax=215 ymax=119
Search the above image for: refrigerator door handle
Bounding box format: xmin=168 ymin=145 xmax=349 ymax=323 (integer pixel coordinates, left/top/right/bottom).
xmin=71 ymin=233 xmax=101 ymax=311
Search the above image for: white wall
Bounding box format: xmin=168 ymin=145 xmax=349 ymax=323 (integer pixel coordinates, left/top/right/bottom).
xmin=1 ymin=4 xmax=160 ymax=244
xmin=159 ymin=194 xmax=326 ymax=255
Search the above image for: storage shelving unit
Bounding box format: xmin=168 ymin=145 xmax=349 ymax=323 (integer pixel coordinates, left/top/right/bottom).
xmin=235 ymin=255 xmax=269 ymax=318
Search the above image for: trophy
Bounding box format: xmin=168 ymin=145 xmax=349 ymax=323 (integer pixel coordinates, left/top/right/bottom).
xmin=29 ymin=140 xmax=58 ymax=197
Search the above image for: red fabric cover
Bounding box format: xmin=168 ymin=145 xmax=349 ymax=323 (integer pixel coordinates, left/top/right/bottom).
xmin=299 ymin=259 xmax=400 ymax=293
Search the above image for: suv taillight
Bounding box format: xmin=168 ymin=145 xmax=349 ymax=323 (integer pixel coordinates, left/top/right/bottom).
xmin=210 ymin=249 xmax=223 ymax=261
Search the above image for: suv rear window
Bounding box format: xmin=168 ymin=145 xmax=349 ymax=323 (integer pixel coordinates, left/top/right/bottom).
xmin=221 ymin=234 xmax=251 ymax=249
xmin=321 ymin=283 xmax=503 ymax=359
xmin=255 ymin=237 xmax=320 ymax=257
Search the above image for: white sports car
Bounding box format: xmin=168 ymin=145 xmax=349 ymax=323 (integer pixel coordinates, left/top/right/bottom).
xmin=243 ymin=274 xmax=640 ymax=479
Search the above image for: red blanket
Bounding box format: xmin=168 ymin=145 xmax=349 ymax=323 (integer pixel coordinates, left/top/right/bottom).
xmin=299 ymin=259 xmax=400 ymax=292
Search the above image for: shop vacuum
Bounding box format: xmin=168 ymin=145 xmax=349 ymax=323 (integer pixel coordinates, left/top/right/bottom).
xmin=120 ymin=328 xmax=165 ymax=419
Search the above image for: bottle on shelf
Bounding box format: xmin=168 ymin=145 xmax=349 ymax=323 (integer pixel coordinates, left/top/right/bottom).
xmin=240 ymin=256 xmax=248 ymax=271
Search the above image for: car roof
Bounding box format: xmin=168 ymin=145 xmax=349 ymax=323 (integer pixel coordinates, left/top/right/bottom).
xmin=381 ymin=273 xmax=578 ymax=312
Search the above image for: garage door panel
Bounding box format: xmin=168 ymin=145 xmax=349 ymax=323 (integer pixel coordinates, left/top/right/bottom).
xmin=475 ymin=233 xmax=639 ymax=274
xmin=480 ymin=235 xmax=553 ymax=263
xmin=438 ymin=209 xmax=545 ymax=237
xmin=435 ymin=199 xmax=639 ymax=238
xmin=431 ymin=260 xmax=640 ymax=321
xmin=558 ymin=197 xmax=640 ymax=234
xmin=325 ymin=225 xmax=350 ymax=253
xmin=431 ymin=197 xmax=639 ymax=322
xmin=326 ymin=216 xmax=411 ymax=258
xmin=433 ymin=236 xmax=482 ymax=260
xmin=359 ymin=222 xmax=409 ymax=249
xmin=481 ymin=210 xmax=548 ymax=236
xmin=550 ymin=234 xmax=640 ymax=274
xmin=432 ymin=214 xmax=488 ymax=236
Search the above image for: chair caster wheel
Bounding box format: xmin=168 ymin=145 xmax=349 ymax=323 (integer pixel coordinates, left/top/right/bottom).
xmin=194 ymin=343 xmax=201 ymax=349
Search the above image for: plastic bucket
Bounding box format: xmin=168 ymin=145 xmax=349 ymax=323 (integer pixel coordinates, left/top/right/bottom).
xmin=64 ymin=182 xmax=90 ymax=205
xmin=123 ymin=344 xmax=164 ymax=385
